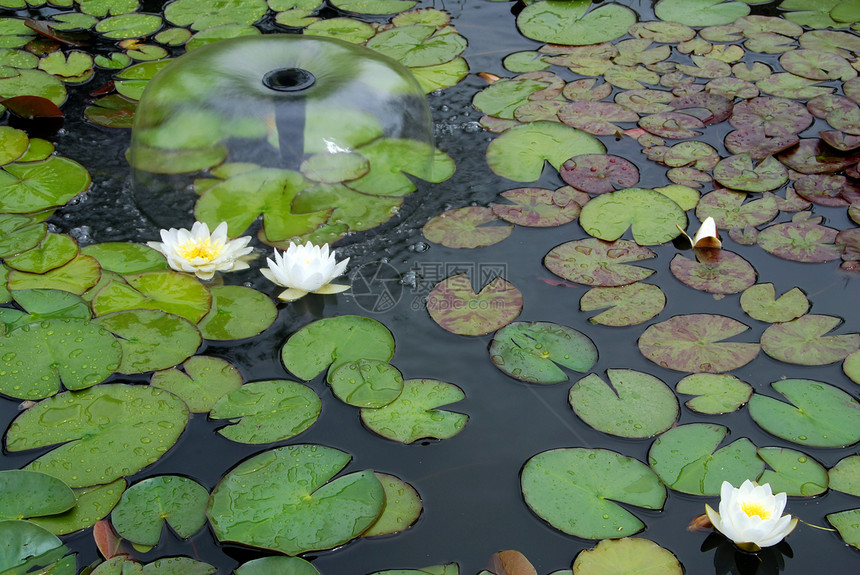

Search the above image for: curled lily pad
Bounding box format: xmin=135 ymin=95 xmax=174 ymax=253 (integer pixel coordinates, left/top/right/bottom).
xmin=638 ymin=314 xmax=760 ymax=373
xmin=490 ymin=186 xmax=585 ymax=227
xmin=559 ymin=154 xmax=639 ymax=195
xmin=281 ymin=315 xmax=395 ymax=381
xmin=360 ymin=378 xmax=468 ymax=444
xmin=422 ymin=206 xmax=513 ymax=249
xmin=670 ymin=250 xmax=756 ymax=295
xmin=569 ymin=369 xmax=678 ymax=438
xmin=545 ymin=238 xmax=656 ymax=287
xmin=427 ymin=274 xmax=522 ymax=336
xmin=489 ymin=321 xmax=597 ymax=384
xmin=761 ymin=314 xmax=860 ymax=365
xmin=579 ymin=283 xmax=665 ymax=327
xmin=580 ymin=188 xmax=686 ymax=246
xmin=0 ymin=520 xmax=72 ymax=573
xmin=329 ymin=360 xmax=403 ymax=408
xmin=207 ymin=445 xmax=385 ymax=555
xmin=362 ymin=473 xmax=422 ymax=537
xmin=756 ymin=221 xmax=841 ymax=262
xmin=111 ymin=475 xmax=209 ymax=547
xmin=150 ymin=356 xmax=243 ymax=413
xmin=749 ymin=379 xmax=860 ymax=448
xmin=6 ymin=384 xmax=188 ymax=487
xmin=757 ymin=447 xmax=828 ymax=496
xmin=516 ymin=2 xmax=636 ymax=46
xmin=521 ymin=448 xmax=666 ymax=539
xmin=740 ymin=283 xmax=809 ymax=323
xmin=713 ymin=154 xmax=787 ymax=193
xmin=676 ymin=373 xmax=752 ymax=414
xmin=0 ymin=470 xmax=76 ymax=521
xmin=572 ymin=538 xmax=682 ymax=575
xmin=210 ymin=380 xmax=320 ymax=444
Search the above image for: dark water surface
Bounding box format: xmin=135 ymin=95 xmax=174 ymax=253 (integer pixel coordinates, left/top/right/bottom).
xmin=1 ymin=1 xmax=859 ymax=574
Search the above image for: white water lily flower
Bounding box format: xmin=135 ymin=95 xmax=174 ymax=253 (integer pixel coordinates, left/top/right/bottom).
xmin=677 ymin=216 xmax=722 ymax=249
xmin=261 ymin=242 xmax=350 ymax=301
xmin=706 ymin=480 xmax=798 ymax=552
xmin=147 ymin=221 xmax=253 ymax=281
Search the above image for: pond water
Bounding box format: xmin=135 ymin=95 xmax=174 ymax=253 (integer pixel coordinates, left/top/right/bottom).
xmin=0 ymin=1 xmax=859 ymax=574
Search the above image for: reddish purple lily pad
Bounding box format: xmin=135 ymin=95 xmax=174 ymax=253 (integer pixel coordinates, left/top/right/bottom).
xmin=422 ymin=206 xmax=513 ymax=249
xmin=824 ymin=102 xmax=860 ymax=136
xmin=670 ymin=250 xmax=757 ymax=295
xmin=638 ymin=314 xmax=760 ymax=374
xmin=724 ymin=127 xmax=799 ymax=159
xmin=779 ymin=50 xmax=857 ymax=82
xmin=669 ymin=92 xmax=733 ymax=125
xmin=849 ymin=201 xmax=860 ymax=225
xmin=696 ymin=189 xmax=778 ymax=230
xmin=845 ymin=76 xmax=860 ymax=104
xmin=794 ymin=174 xmax=858 ymax=207
xmin=777 ymin=139 xmax=860 ymax=174
xmin=667 ymin=167 xmax=712 ymax=188
xmin=706 ymin=77 xmax=759 ymax=100
xmin=836 ymin=228 xmax=860 ymax=262
xmin=559 ymin=154 xmax=639 ymax=195
xmin=614 ymin=89 xmax=675 ymax=114
xmin=638 ymin=112 xmax=705 ymax=139
xmin=776 ymin=187 xmax=812 ymax=212
xmin=629 ymin=20 xmax=696 ymax=43
xmin=562 ymin=79 xmax=613 ymax=102
xmin=490 ymin=186 xmax=586 ymax=227
xmin=757 ymin=73 xmax=833 ymax=100
xmin=807 ymin=94 xmax=857 ymax=119
xmin=730 ymin=97 xmax=813 ymax=138
xmin=544 ymin=238 xmax=656 ymax=287
xmin=427 ymin=274 xmax=522 ymax=337
xmin=757 ymin=221 xmax=842 ymax=263
xmin=514 ymin=100 xmax=565 ymax=123
xmin=761 ymin=315 xmax=860 ymax=366
xmin=662 ymin=142 xmax=719 ymax=170
xmin=820 ymin=130 xmax=860 ymax=152
xmin=675 ymin=56 xmax=731 ymax=79
xmin=580 ymin=283 xmax=665 ymax=327
xmin=713 ymin=154 xmax=788 ymax=193
xmin=557 ymin=101 xmax=639 ymax=136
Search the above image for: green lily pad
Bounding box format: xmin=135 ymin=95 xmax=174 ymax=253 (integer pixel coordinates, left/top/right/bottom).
xmin=197 ymin=285 xmax=277 ymax=341
xmin=7 ymin=254 xmax=101 ymax=295
xmin=282 ymin=315 xmax=395 ymax=381
xmin=749 ymin=379 xmax=860 ymax=447
xmin=38 ymin=50 xmax=93 ymax=80
xmin=757 ymin=447 xmax=828 ymax=496
xmin=0 ymin=318 xmax=121 ymax=399
xmin=0 ymin=520 xmax=72 ymax=573
xmin=303 ymin=18 xmax=373 ymax=43
xmin=676 ymin=373 xmax=752 ymax=414
xmin=845 ymin=350 xmax=860 ymax=384
xmin=486 ymin=121 xmax=605 ymax=182
xmin=0 ymin=215 xmax=46 ymax=258
xmin=580 ymin=283 xmax=665 ymax=327
xmin=235 ymin=557 xmax=321 ymax=575
xmin=4 ymin=232 xmax=78 ymax=274
xmin=569 ymin=369 xmax=678 ymax=438
xmin=0 ymin=156 xmax=90 ymax=213
xmin=92 ymin=271 xmax=212 ymax=324
xmin=827 ymin=509 xmax=860 ymax=550
xmin=521 ymin=448 xmax=666 ymax=539
xmin=111 ymin=475 xmax=208 ymax=547
xmin=757 ymin=221 xmax=842 ymax=263
xmin=0 ymin=125 xmax=28 ymax=165
xmin=301 ymin=152 xmax=369 ymax=184
xmin=329 ymin=360 xmax=403 ymax=408
xmin=0 ymin=69 xmax=66 ymax=107
xmin=347 ymin=139 xmax=454 ymax=197
xmin=655 ymin=0 xmax=750 ymax=26
xmin=93 ymin=556 xmax=216 ymax=575
xmin=361 ymin=379 xmax=467 ymax=444
xmin=210 ymin=379 xmax=320 ymax=443
xmin=81 ymin=242 xmax=168 ymax=275
xmin=95 ymin=13 xmax=162 ymax=39
xmin=164 ymin=0 xmax=267 ymax=30
xmin=780 ymin=49 xmax=856 ymax=81
xmin=208 ymin=444 xmax=385 ymax=555
xmin=370 ymin=566 xmax=458 ymax=575
xmin=580 ymin=188 xmax=686 ymax=246
xmin=638 ymin=314 xmax=760 ymax=373
xmin=422 ymin=206 xmax=513 ymax=249
xmin=544 ymin=238 xmax=656 ymax=287
xmin=30 ymin=479 xmax=126 ymax=536
xmin=757 ymin=73 xmax=833 ymax=99
xmin=713 ymin=154 xmax=787 ymax=193
xmin=366 ymin=24 xmax=465 ymax=68
xmin=362 ymin=473 xmax=421 ymax=537
xmin=150 ymin=355 xmax=243 ymax=413
xmin=292 ymin=182 xmax=403 ymax=234
xmin=491 ymin=186 xmax=585 ymax=227
xmin=330 ymin=0 xmax=416 ymax=14
xmin=84 ymin=94 xmax=138 ymax=128
xmin=489 ymin=321 xmax=597 ymax=384
xmin=9 ymin=289 xmax=90 ymax=324
xmin=638 ymin=112 xmax=705 ymax=139
xmin=760 ymin=314 xmax=860 ymax=365
xmin=94 ymin=309 xmax=201 ymax=374
xmin=648 ymin=423 xmax=763 ymax=495
xmin=695 ymin=189 xmax=778 ymax=230
xmin=517 ymin=2 xmax=636 ymax=46
xmin=6 ymin=383 xmax=188 ymax=487
xmin=572 ymin=538 xmax=683 ymax=575
xmin=669 ymin=250 xmax=756 ymax=295
xmin=0 ymin=470 xmax=76 ymax=520
xmin=829 ymin=455 xmax=860 ymax=496
xmin=427 ymin=274 xmax=522 ymax=336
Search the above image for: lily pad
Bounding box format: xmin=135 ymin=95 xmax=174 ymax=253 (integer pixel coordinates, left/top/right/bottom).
xmin=361 ymin=378 xmax=467 ymax=444
xmin=676 ymin=373 xmax=752 ymax=414
xmin=207 ymin=444 xmax=385 ymax=555
xmin=347 ymin=139 xmax=454 ymax=197
xmin=579 ymin=188 xmax=686 ymax=246
xmin=695 ymin=189 xmax=778 ymax=230
xmin=4 ymin=232 xmax=77 ymax=274
xmin=730 ymin=96 xmax=813 ymax=137
xmin=749 ymin=379 xmax=860 ymax=447
xmin=328 ymin=359 xmax=403 ymax=408
xmin=490 ymin=186 xmax=584 ymax=227
xmin=472 ymin=77 xmax=550 ymax=120
xmin=760 ymin=314 xmax=860 ymax=365
xmin=111 ymin=475 xmax=209 ymax=546
xmin=6 ymin=384 xmax=188 ymax=487
xmin=427 ymin=274 xmax=522 ymax=336
xmin=756 ymin=221 xmax=842 ymax=262
xmin=95 ymin=13 xmax=162 ymax=40
xmin=8 ymin=289 xmax=90 ymax=325
xmin=829 ymin=455 xmax=860 ymax=496
xmin=366 ymin=24 xmax=465 ymax=68
xmin=663 ymin=141 xmax=720 ymax=171
xmin=845 ymin=350 xmax=860 ymax=384
xmin=150 ymin=356 xmax=243 ymax=413
xmin=827 ymin=509 xmax=860 ymax=550
xmin=638 ymin=112 xmax=705 ymax=139
xmin=794 ymin=173 xmax=858 ymax=207
xmin=517 ymin=2 xmax=636 ymax=46
xmin=559 ymin=154 xmax=639 ymax=195
xmin=0 ymin=520 xmax=72 ymax=574
xmin=724 ymin=127 xmax=799 ymax=159
xmin=545 ymin=238 xmax=656 ymax=287
xmin=521 ymin=448 xmax=666 ymax=539
xmin=777 ymin=139 xmax=860 ymax=174
xmin=655 ymin=0 xmax=750 ymax=26
xmin=84 ymin=94 xmax=138 ymax=128
xmin=579 ymin=283 xmax=665 ymax=327
xmin=569 ymin=369 xmax=678 ymax=438
xmin=92 ymin=271 xmax=212 ymax=324
xmin=486 ymin=121 xmax=605 ymax=182
xmin=489 ymin=321 xmax=597 ymax=384
xmin=330 ymin=0 xmax=416 ymax=15
xmin=638 ymin=314 xmax=760 ymax=373
xmin=7 ymin=254 xmax=101 ymax=295
xmin=780 ymin=49 xmax=856 ymax=81
xmin=0 ymin=156 xmax=90 ymax=213
xmin=757 ymin=73 xmax=833 ymax=100
xmin=164 ymin=0 xmax=268 ymax=30
xmin=648 ymin=423 xmax=764 ymax=495
xmin=196 ymin=284 xmax=276 ymax=341
xmin=282 ymin=315 xmax=395 ymax=381
xmin=362 ymin=473 xmax=422 ymax=537
xmin=30 ymin=479 xmax=126 ymax=536
xmin=422 ymin=206 xmax=513 ymax=249
xmin=81 ymin=242 xmax=167 ymax=275
xmin=740 ymin=283 xmax=809 ymax=323
xmin=557 ymin=102 xmax=638 ymax=136
xmin=572 ymin=538 xmax=682 ymax=575
xmin=235 ymin=557 xmax=321 ymax=575
xmin=670 ymin=250 xmax=756 ymax=295
xmin=713 ymin=154 xmax=787 ymax=193
xmin=757 ymin=447 xmax=828 ymax=496
xmin=0 ymin=470 xmax=76 ymax=521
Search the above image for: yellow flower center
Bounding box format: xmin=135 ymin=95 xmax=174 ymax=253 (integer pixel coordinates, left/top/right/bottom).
xmin=741 ymin=501 xmax=771 ymax=520
xmin=177 ymin=239 xmax=222 ymax=262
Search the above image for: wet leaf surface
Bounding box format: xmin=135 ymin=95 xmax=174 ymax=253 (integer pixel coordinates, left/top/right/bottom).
xmin=30 ymin=479 xmax=125 ymax=536
xmin=739 ymin=283 xmax=809 ymax=323
xmin=829 ymin=455 xmax=860 ymax=496
xmin=827 ymin=509 xmax=860 ymax=550
xmin=362 ymin=473 xmax=422 ymax=537
xmin=517 ymin=2 xmax=636 ymax=46
xmin=713 ymin=153 xmax=787 ymax=193
xmin=675 ymin=373 xmax=752 ymax=414
xmin=545 ymin=238 xmax=656 ymax=287
xmin=427 ymin=274 xmax=522 ymax=336
xmin=491 ymin=186 xmax=584 ymax=227
xmin=696 ymin=188 xmax=778 ymax=230
xmin=422 ymin=206 xmax=513 ymax=248
xmin=655 ymin=0 xmax=750 ymax=27
xmin=670 ymin=249 xmax=756 ymax=294
xmin=559 ymin=154 xmax=639 ymax=194
xmin=150 ymin=356 xmax=242 ymax=413
xmin=756 ymin=221 xmax=842 ymax=262
xmin=760 ymin=314 xmax=860 ymax=365
xmin=329 ymin=359 xmax=403 ymax=408
xmin=579 ymin=282 xmax=666 ymax=327
xmin=489 ymin=321 xmax=597 ymax=384
xmin=757 ymin=447 xmax=828 ymax=497
xmin=0 ymin=470 xmax=76 ymax=521
xmin=197 ymin=285 xmax=276 ymax=341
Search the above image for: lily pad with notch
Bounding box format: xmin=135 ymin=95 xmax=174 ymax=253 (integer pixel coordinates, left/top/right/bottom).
xmin=695 ymin=188 xmax=778 ymax=230
xmin=638 ymin=112 xmax=705 ymax=139
xmin=30 ymin=479 xmax=126 ymax=536
xmin=655 ymin=0 xmax=750 ymax=26
xmin=4 ymin=232 xmax=77 ymax=274
xmin=0 ymin=470 xmax=76 ymax=521
xmin=730 ymin=96 xmax=813 ymax=137
xmin=346 ymin=138 xmax=455 ymax=197
xmin=516 ymin=1 xmax=636 ymax=46
xmin=827 ymin=509 xmax=860 ymax=550
xmin=676 ymin=373 xmax=752 ymax=414
xmin=829 ymin=455 xmax=860 ymax=496
xmin=579 ymin=188 xmax=686 ymax=246
xmin=579 ymin=283 xmax=665 ymax=327
xmin=724 ymin=127 xmax=799 ymax=159
xmin=328 ymin=359 xmax=403 ymax=408
xmin=760 ymin=314 xmax=859 ymax=366
xmin=150 ymin=355 xmax=243 ymax=413
xmin=572 ymin=538 xmax=683 ymax=575
xmin=7 ymin=254 xmax=101 ymax=295
xmin=557 ymin=102 xmax=638 ymax=136
xmin=756 ymin=221 xmax=842 ymax=263
xmin=777 ymin=138 xmax=860 ymax=174
xmin=670 ymin=249 xmax=756 ymax=295
xmin=489 ymin=321 xmax=597 ymax=384
xmin=757 ymin=447 xmax=828 ymax=496
xmin=92 ymin=270 xmax=212 ymax=324
xmin=757 ymin=73 xmax=833 ymax=100
xmin=427 ymin=274 xmax=522 ymax=336
xmin=490 ymin=186 xmax=585 ymax=227
xmin=84 ymin=94 xmax=137 ymax=128
xmin=197 ymin=285 xmax=277 ymax=341
xmin=559 ymin=154 xmax=639 ymax=195
xmin=365 ymin=24 xmax=465 ymax=68
xmin=779 ymin=49 xmax=856 ymax=81
xmin=0 ymin=155 xmax=90 ymax=213
xmin=422 ymin=206 xmax=513 ymax=248
xmin=740 ymin=283 xmax=809 ymax=323
xmin=545 ymin=238 xmax=656 ymax=287
xmin=713 ymin=154 xmax=787 ymax=193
